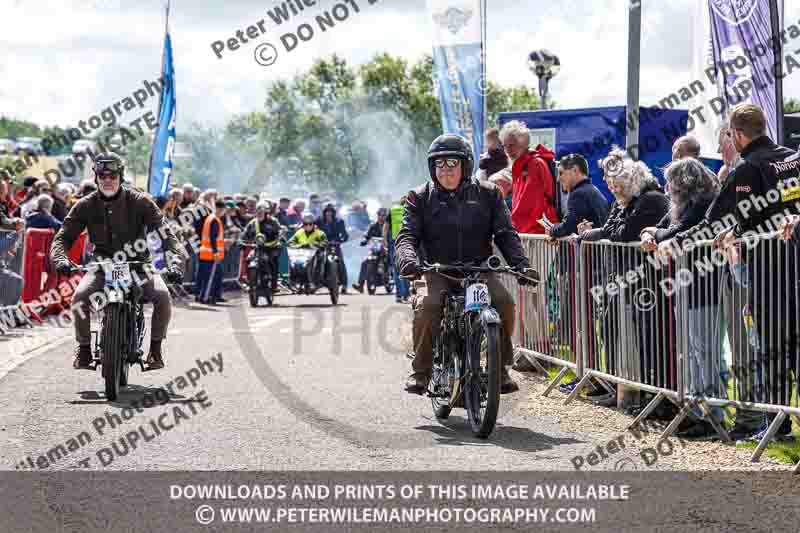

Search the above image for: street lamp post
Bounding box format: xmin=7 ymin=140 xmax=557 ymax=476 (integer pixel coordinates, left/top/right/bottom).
xmin=527 ymin=49 xmax=560 ymax=110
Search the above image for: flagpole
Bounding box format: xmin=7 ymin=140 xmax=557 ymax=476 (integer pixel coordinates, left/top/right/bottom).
xmin=769 ymin=0 xmax=784 ymax=143
xmin=481 ymin=0 xmax=487 ymax=128
xmin=147 ymin=0 xmax=171 ymax=195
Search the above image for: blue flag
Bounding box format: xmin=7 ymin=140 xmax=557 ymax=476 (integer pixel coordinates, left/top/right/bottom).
xmin=148 ymin=15 xmax=176 ymax=199
xmin=427 ymin=0 xmax=485 ymax=167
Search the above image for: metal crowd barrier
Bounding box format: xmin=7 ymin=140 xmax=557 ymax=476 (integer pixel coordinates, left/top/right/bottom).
xmin=510 ymin=230 xmax=800 ymax=466
xmin=674 ymin=234 xmax=800 ymax=459
xmin=498 ymin=235 xmax=584 ymax=396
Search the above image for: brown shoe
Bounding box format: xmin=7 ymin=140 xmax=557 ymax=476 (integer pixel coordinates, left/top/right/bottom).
xmin=144 ymin=341 xmax=164 ymax=371
xmin=404 ymin=372 xmax=430 ymax=395
xmin=500 ymin=367 xmax=519 ymax=394
xmin=73 ymin=345 xmax=93 ymax=370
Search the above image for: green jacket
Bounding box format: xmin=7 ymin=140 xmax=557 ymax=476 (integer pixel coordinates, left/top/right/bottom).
xmin=288 ymin=227 xmax=327 ymax=247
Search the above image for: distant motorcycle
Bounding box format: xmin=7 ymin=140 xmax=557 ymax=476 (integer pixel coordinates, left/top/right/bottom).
xmin=240 ymin=234 xmax=284 ymax=308
xmin=363 ymin=237 xmax=393 ymax=295
xmin=286 ymin=241 xmax=340 ymax=305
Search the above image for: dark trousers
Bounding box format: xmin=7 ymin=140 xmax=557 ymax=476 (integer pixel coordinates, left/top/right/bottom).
xmin=196 ymin=260 xmax=223 ymax=302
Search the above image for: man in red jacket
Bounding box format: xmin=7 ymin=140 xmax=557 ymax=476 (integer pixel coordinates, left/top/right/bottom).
xmin=500 ymin=120 xmax=558 ymax=234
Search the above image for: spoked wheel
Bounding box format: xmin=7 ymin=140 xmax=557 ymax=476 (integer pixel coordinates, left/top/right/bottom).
xmin=464 ymin=320 xmax=501 ymax=438
xmin=101 ymin=305 xmax=125 ymax=402
xmin=430 ymin=327 xmax=454 ymax=419
xmin=327 ymin=263 xmax=339 ymax=305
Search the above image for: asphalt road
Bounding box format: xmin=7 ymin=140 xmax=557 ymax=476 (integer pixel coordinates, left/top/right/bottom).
xmin=0 ymin=290 xmax=598 ymax=472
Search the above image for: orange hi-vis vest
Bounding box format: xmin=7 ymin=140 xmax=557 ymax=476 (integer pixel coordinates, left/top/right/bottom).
xmin=199 ymin=215 xmax=224 ymax=261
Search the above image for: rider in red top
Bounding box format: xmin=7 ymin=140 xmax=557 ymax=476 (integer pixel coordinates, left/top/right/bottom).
xmin=502 ymin=120 xmax=558 ymax=235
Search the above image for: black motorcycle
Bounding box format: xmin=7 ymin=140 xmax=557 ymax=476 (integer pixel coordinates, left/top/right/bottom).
xmin=363 ymin=237 xmax=393 ymax=295
xmin=69 ymin=261 xmax=149 ymax=402
xmin=413 ymin=257 xmax=538 ymax=438
xmin=240 ymin=234 xmax=284 ymax=307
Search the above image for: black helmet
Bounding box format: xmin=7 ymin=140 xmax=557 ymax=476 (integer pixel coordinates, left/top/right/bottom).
xmin=427 ymin=134 xmax=474 ymax=181
xmin=93 ymin=152 xmax=125 ymax=179
xmin=323 ymin=203 xmax=336 ymax=215
xmin=376 ymin=207 xmax=388 ymax=217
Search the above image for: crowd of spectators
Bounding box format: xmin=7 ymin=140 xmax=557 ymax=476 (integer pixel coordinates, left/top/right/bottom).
xmin=476 ymin=103 xmax=800 ymax=443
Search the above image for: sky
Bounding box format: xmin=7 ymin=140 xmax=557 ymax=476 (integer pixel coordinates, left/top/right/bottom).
xmin=0 ymin=0 xmax=798 ymax=132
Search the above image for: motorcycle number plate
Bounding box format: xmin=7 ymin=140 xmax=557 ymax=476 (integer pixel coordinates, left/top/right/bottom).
xmin=464 ymin=283 xmax=490 ymax=311
xmin=103 ymin=263 xmax=132 ymax=290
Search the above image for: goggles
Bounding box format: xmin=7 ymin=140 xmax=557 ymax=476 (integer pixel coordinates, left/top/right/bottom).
xmin=95 ymin=160 xmax=123 ymax=174
xmin=434 ymin=158 xmax=460 ymax=169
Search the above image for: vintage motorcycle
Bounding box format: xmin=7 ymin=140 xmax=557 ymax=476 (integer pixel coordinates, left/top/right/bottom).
xmin=410 ymin=257 xmax=538 ymax=438
xmin=67 ymin=261 xmax=149 ymax=402
xmin=363 ymin=237 xmax=394 ymax=295
xmin=286 ymin=240 xmax=340 ymax=305
xmin=240 ymin=234 xmax=284 ymax=307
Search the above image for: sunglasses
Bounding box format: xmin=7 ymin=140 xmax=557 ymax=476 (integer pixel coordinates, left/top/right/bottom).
xmin=97 ymin=174 xmax=119 ymax=181
xmin=434 ymin=158 xmax=460 ymax=168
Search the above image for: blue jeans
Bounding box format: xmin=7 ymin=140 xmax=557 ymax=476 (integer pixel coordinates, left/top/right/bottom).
xmin=686 ymin=305 xmax=726 ymax=422
xmin=389 ymin=241 xmax=408 ymax=300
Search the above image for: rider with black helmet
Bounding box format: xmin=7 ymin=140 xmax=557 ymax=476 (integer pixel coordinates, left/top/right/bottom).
xmin=352 ymin=207 xmax=389 ymax=293
xmin=50 ymin=152 xmax=184 ymax=371
xmin=395 ymin=134 xmax=537 ymax=394
xmin=316 ymin=202 xmax=349 ymax=294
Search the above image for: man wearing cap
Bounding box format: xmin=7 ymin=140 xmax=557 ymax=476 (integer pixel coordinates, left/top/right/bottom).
xmin=51 ymin=152 xmax=184 ymax=371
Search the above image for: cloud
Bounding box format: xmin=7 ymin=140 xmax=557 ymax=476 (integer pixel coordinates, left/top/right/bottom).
xmin=0 ymin=0 xmax=798 ymax=132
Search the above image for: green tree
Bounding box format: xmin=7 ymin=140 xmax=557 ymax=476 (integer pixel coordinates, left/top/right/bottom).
xmin=786 ymin=98 xmax=800 ymax=114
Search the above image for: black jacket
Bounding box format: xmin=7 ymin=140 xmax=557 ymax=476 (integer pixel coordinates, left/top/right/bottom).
xmin=362 ymin=221 xmax=384 ymax=243
xmin=731 ymin=136 xmax=800 ymax=236
xmin=672 ymin=165 xmax=741 ymax=247
xmin=395 ymin=177 xmax=529 ymax=273
xmin=478 ymin=147 xmax=509 ymax=178
xmin=550 ymin=179 xmax=610 ymax=238
xmin=52 ymin=197 xmax=68 ymax=222
xmin=582 ymin=180 xmax=669 ymax=243
xmin=51 ymin=188 xmax=181 ymax=267
xmin=317 ymin=217 xmax=348 ymax=243
xmin=654 ymin=195 xmax=720 ymax=309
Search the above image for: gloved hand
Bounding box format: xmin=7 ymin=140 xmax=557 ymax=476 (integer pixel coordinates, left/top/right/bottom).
xmin=400 ymin=262 xmax=420 ymax=279
xmin=55 ymin=261 xmax=74 ymax=275
xmin=360 ymin=239 xmax=367 ymax=246
xmin=516 ymin=267 xmax=540 ymax=287
xmin=164 ymin=267 xmax=184 ymax=284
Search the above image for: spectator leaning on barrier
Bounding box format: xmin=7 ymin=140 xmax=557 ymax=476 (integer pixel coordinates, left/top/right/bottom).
xmin=0 ymin=176 xmax=19 ymax=216
xmin=641 ymin=158 xmax=724 ymax=438
xmin=24 ymin=194 xmax=62 ymax=231
xmin=714 ymin=103 xmax=800 ymax=441
xmin=500 ymin=120 xmax=558 ymax=234
xmin=15 ymin=176 xmax=37 ymax=204
xmin=581 ymin=150 xmax=670 ymax=403
xmin=546 ymin=154 xmax=609 ymax=240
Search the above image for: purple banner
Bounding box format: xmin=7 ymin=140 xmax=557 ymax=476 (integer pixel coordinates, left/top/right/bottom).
xmin=708 ymin=0 xmax=783 ymax=141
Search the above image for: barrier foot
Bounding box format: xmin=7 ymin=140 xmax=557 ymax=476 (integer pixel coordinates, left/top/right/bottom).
xmin=698 ymin=400 xmax=732 ymax=445
xmin=751 ymin=410 xmax=786 ymax=463
xmin=542 ymin=367 xmax=569 ymax=397
xmin=660 ymin=403 xmax=693 ymax=441
xmin=627 ymin=392 xmax=665 ymax=431
xmin=564 ymin=373 xmax=593 ymax=406
xmin=529 ymin=356 xmax=549 ymax=375
xmin=794 ymin=459 xmax=800 ymax=475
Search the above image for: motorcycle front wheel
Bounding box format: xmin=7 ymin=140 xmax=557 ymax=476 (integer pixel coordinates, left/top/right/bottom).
xmin=101 ymin=305 xmax=126 ymax=401
xmin=464 ymin=319 xmax=501 ymax=438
